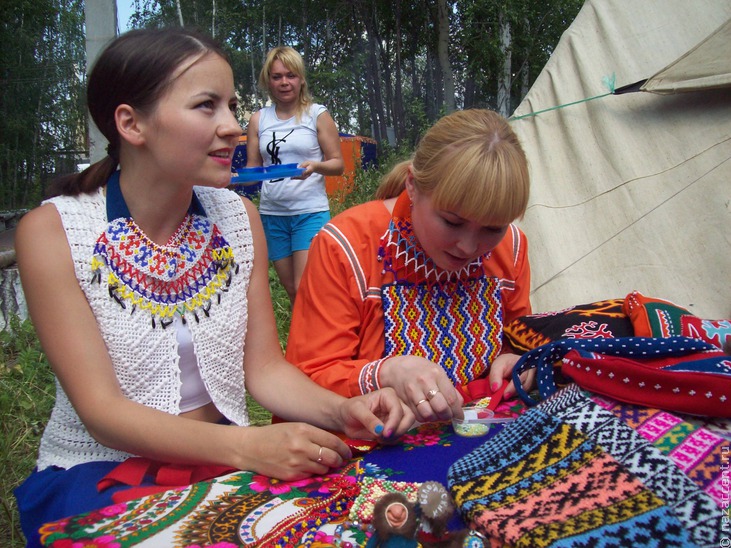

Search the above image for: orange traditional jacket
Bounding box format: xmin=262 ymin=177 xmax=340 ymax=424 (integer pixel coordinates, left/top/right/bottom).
xmin=286 ymin=196 xmax=531 ymax=397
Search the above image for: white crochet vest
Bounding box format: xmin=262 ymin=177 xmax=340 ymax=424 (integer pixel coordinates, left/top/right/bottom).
xmin=37 ymin=185 xmax=253 ymax=471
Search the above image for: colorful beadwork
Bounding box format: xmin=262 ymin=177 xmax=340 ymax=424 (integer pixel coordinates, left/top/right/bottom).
xmin=377 ymin=194 xmax=503 ymax=384
xmin=349 ymin=477 xmax=422 ymax=523
xmin=378 ymin=203 xmax=488 ymax=287
xmin=359 ymin=357 xmax=386 ymax=394
xmin=382 ymin=277 xmax=503 ymax=386
xmin=452 ymin=419 xmax=491 ymax=438
xmin=92 ymin=213 xmax=237 ymax=327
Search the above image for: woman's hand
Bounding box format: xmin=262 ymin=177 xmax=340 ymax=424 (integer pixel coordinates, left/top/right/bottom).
xmin=488 ymin=352 xmax=534 ymax=399
xmin=238 ymin=422 xmax=353 ymax=481
xmin=295 ymin=160 xmax=316 ymax=179
xmin=378 ymin=356 xmax=464 ymax=422
xmin=337 ymin=387 xmax=415 ymax=441
xmin=294 ymin=159 xmax=342 ymax=179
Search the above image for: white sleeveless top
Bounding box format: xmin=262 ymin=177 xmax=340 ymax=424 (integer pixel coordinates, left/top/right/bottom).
xmin=256 ymin=103 xmax=330 ymax=215
xmin=175 ymin=316 xmax=211 ymax=412
xmin=36 ymin=184 xmax=253 ymax=471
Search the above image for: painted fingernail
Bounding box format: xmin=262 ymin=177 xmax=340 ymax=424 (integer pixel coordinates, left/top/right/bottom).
xmin=491 ymin=382 xmax=499 ymax=392
xmin=374 ymin=424 xmax=384 ymax=435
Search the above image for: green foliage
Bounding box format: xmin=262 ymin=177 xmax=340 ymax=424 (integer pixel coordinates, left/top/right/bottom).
xmin=0 ymin=0 xmax=86 ymax=209
xmin=329 ymin=146 xmax=412 ymax=217
xmin=456 ymin=0 xmax=584 ymax=112
xmin=269 ymin=265 xmax=292 ymax=348
xmin=1 ymin=0 xmax=583 ymax=210
xmin=0 ymin=315 xmax=54 ymax=547
xmin=247 ymin=394 xmax=273 ymax=427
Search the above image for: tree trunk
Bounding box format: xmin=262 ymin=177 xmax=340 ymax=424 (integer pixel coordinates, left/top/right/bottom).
xmin=367 ymin=33 xmax=387 ymax=143
xmin=425 ymin=46 xmax=442 ymax=123
xmin=360 ymin=2 xmax=387 ymax=144
xmin=240 ymin=11 xmax=260 ymax=108
xmin=463 ymin=77 xmax=476 ymax=109
xmin=520 ymin=62 xmax=530 ymax=101
xmin=261 ymin=5 xmax=267 ymax=53
xmin=279 ymin=13 xmax=284 ymax=47
xmin=424 ymin=0 xmax=442 ymax=122
xmin=393 ymin=2 xmax=405 ymax=142
xmin=520 ymin=18 xmax=531 ymax=101
xmin=211 ymin=0 xmax=216 ymax=38
xmin=437 ymin=0 xmax=455 ymax=113
xmin=299 ymin=2 xmax=306 ymax=57
xmin=380 ymin=41 xmax=394 ymax=138
xmin=175 ymin=0 xmax=184 ymax=26
xmin=250 ymin=48 xmax=261 ymax=108
xmin=0 ymin=266 xmax=27 ymax=331
xmin=496 ymin=10 xmax=512 ymax=117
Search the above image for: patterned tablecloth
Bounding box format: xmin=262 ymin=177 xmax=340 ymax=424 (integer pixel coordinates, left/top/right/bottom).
xmin=36 ymin=421 xmax=493 ymax=548
xmin=37 ymin=389 xmax=729 ymax=548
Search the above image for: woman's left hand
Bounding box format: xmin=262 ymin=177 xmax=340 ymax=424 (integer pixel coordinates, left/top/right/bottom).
xmin=488 ymin=352 xmax=534 ymax=399
xmin=295 ymin=155 xmax=343 ymax=180
xmin=294 ymin=161 xmax=316 ymax=179
xmin=338 ymin=388 xmax=415 ymax=442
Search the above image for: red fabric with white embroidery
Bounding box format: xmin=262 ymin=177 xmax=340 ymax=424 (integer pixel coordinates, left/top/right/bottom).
xmin=562 ymin=345 xmax=731 ymax=417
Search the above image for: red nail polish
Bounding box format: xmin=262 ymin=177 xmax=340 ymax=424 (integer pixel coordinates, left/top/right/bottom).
xmin=491 ymin=382 xmax=499 ymax=392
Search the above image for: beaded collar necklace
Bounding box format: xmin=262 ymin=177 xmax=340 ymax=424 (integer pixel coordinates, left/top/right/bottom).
xmin=91 ymin=172 xmax=238 ymax=328
xmin=377 ymin=190 xmax=489 ymax=288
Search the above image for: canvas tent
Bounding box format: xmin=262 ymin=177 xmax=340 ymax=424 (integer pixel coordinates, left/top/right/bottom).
xmin=510 ymin=0 xmax=731 ymax=319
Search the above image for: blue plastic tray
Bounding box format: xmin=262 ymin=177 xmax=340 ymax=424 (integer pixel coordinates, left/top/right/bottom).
xmin=231 ymin=163 xmax=305 ymax=184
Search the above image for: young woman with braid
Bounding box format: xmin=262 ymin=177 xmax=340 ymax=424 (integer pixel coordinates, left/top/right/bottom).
xmin=13 ymin=28 xmax=412 ymax=547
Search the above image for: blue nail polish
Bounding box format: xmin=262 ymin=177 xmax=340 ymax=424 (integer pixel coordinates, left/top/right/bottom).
xmin=374 ymin=424 xmax=384 ymax=435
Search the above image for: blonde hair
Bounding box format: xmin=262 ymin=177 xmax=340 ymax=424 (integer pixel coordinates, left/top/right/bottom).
xmin=259 ymin=46 xmax=312 ymax=122
xmin=376 ymin=109 xmax=530 ymax=226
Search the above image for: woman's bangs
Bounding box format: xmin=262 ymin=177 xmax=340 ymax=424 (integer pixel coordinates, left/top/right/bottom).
xmin=430 ymin=147 xmax=527 ymax=225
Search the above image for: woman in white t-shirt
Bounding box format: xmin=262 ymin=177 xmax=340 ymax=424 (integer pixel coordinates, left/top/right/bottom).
xmin=246 ymin=46 xmax=344 ymax=304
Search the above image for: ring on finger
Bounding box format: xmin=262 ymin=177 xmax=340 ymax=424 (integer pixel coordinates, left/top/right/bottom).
xmin=317 ymin=446 xmax=324 ymax=463
xmin=416 ymin=398 xmax=428 ymax=406
xmin=427 ymin=388 xmax=439 ymax=400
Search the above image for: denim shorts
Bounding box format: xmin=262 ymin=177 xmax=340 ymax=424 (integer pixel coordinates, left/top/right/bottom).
xmin=260 ymin=211 xmax=330 ymax=261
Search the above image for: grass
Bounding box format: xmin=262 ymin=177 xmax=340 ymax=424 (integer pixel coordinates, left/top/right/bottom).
xmin=0 ymin=315 xmax=55 ymax=547
xmin=0 ymin=159 xmax=391 ymax=547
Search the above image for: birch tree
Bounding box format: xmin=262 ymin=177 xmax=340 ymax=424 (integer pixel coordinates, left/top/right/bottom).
xmin=496 ymin=9 xmax=511 ymax=117
xmin=437 ymin=0 xmax=456 ymax=113
xmin=175 ymin=0 xmax=184 ymax=25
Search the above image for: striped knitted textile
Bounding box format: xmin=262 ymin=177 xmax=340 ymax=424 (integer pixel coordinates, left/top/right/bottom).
xmin=447 ymin=386 xmax=702 ymax=547
xmin=539 ymin=385 xmax=723 ymax=547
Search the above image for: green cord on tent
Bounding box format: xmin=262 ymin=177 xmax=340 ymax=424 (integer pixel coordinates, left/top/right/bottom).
xmin=509 ymin=73 xmax=617 ymax=121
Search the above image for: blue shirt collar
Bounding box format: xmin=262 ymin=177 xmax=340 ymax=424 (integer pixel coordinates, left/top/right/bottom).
xmin=105 ymin=171 xmax=206 ymax=221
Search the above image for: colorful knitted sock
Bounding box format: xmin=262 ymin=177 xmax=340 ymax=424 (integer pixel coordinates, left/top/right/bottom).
xmin=538 ymin=384 xmax=722 ymax=546
xmin=447 ymin=403 xmax=696 ymax=547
